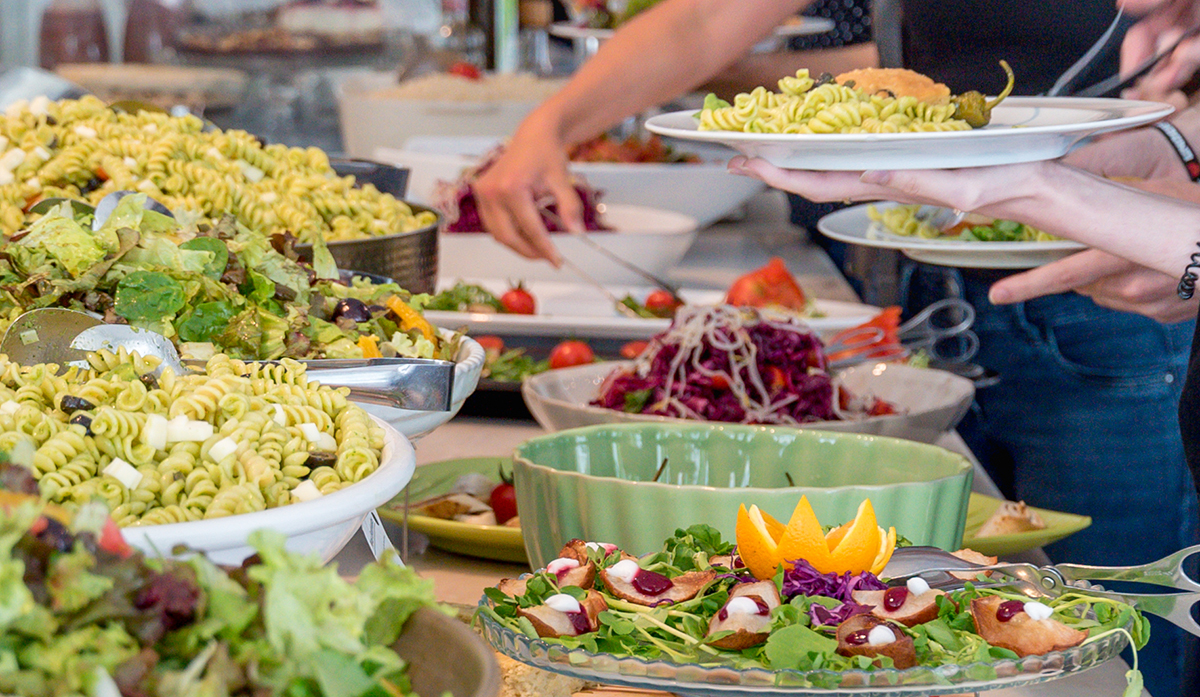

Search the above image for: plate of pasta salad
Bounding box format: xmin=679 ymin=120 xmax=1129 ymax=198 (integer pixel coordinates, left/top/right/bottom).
xmin=0 ymin=350 xmax=417 ymax=565
xmin=817 ymin=203 xmax=1085 ymax=269
xmin=644 ymin=68 xmax=1172 ymax=170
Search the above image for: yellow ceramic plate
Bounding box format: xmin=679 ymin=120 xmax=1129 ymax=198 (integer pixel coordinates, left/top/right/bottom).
xmin=962 ymin=493 xmax=1091 ymax=556
xmin=378 ymin=457 xmax=529 ymax=564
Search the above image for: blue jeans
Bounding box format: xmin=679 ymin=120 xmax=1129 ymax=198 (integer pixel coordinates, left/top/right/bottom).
xmin=904 ymin=265 xmax=1200 ymax=697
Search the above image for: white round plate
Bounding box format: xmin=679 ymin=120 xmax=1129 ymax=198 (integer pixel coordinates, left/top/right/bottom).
xmin=816 ymin=203 xmax=1085 ymax=269
xmin=549 ymin=16 xmax=833 ymax=40
xmin=644 ymin=97 xmax=1174 ymax=170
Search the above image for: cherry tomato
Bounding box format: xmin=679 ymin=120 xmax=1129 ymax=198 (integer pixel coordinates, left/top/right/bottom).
xmin=620 ymin=340 xmax=649 ymax=359
xmin=490 ymin=466 xmax=518 ymax=524
xmin=447 ymin=61 xmax=482 ymax=80
xmin=500 ymin=285 xmax=536 ymax=315
xmin=549 ymin=340 xmax=595 ymax=369
xmin=475 ymin=335 xmax=505 ymax=360
xmin=644 ymin=290 xmax=682 ymax=317
xmin=724 ymin=257 xmax=807 ymax=310
xmin=98 ymin=518 xmax=134 ymax=557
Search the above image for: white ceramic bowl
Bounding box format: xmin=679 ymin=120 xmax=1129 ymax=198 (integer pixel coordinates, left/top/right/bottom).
xmin=337 ymin=73 xmax=559 ymax=158
xmin=359 ymin=334 xmax=485 ymax=441
xmin=373 ymin=143 xmax=763 ymax=227
xmin=440 ymin=204 xmax=698 ymax=285
xmin=122 ymin=416 xmax=416 ymax=566
xmin=521 ymin=361 xmax=975 ymax=444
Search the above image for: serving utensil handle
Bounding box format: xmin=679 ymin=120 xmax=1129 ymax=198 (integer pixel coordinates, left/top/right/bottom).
xmin=1052 ymin=545 xmax=1200 ymax=592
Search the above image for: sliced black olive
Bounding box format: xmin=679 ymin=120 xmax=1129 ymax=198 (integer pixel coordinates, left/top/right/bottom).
xmin=60 ymin=395 xmax=95 ymax=414
xmin=139 ymin=373 xmax=159 ymax=390
xmin=304 ymin=451 xmax=338 ymax=468
xmin=37 ymin=516 xmax=74 ymax=552
xmin=273 ymin=283 xmax=297 ymax=302
xmin=368 ymin=304 xmax=387 ymax=315
xmin=332 ymin=298 xmax=372 ymax=323
xmin=70 ymin=413 xmax=94 ymax=435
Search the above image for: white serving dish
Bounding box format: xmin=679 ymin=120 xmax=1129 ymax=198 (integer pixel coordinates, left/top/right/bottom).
xmin=337 ymin=72 xmax=556 ymax=158
xmin=359 ymin=334 xmax=486 ymax=441
xmin=122 ymin=415 xmax=415 ymax=566
xmin=423 ymin=278 xmax=881 ymax=340
xmin=374 ymin=142 xmax=764 ymax=227
xmin=644 ymin=97 xmax=1175 ymax=170
xmin=439 ymin=204 xmax=698 ymax=284
xmin=521 ymin=360 xmax=975 ymax=444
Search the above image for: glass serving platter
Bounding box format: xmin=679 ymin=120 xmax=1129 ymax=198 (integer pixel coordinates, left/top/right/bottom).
xmin=475 ymin=580 xmax=1131 ymax=697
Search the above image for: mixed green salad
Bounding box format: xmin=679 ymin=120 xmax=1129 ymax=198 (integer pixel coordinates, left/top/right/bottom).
xmin=0 ymin=195 xmax=455 ymax=361
xmin=478 ymin=525 xmax=1149 ymax=694
xmin=0 ymin=460 xmax=440 ymax=697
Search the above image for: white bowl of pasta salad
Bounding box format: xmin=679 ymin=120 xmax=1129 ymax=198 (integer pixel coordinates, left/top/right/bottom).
xmin=122 ymin=415 xmax=415 ymax=566
xmin=359 ymin=333 xmax=487 ymax=441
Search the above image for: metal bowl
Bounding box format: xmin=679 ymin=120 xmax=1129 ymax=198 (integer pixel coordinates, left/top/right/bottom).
xmin=296 ymin=159 xmax=440 ymax=294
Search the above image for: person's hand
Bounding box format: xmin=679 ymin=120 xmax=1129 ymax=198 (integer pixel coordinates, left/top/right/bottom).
xmin=1120 ymin=0 xmax=1200 ymax=107
xmin=471 ymin=120 xmax=581 ymax=264
xmin=988 ymin=248 xmax=1199 ymax=322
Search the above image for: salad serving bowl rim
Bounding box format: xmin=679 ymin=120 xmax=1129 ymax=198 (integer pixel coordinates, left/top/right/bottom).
xmin=475 ymin=576 xmax=1132 ymax=696
xmin=511 ymin=421 xmax=974 ymax=493
xmin=520 ymin=360 xmax=976 ymax=445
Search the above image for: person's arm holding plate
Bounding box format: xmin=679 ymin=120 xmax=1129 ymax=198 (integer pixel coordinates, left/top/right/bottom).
xmin=473 ymin=0 xmax=813 ymax=263
xmin=729 ymin=156 xmax=1200 ymax=287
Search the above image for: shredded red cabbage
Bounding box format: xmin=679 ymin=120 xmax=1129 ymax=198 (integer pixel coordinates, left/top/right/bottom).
xmin=591 ymin=306 xmax=840 ymax=424
xmin=809 ymin=599 xmax=875 ymax=627
xmin=780 ymin=559 xmax=887 ymax=602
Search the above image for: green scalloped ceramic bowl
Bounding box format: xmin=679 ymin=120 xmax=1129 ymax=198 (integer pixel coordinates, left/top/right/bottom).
xmin=513 ymin=423 xmax=973 ymax=569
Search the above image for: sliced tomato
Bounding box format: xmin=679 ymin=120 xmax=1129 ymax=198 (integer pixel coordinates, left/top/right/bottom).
xmin=619 ymin=340 xmax=649 ymax=359
xmin=644 ymin=289 xmax=682 ymax=317
xmin=723 ymin=257 xmax=807 ymax=310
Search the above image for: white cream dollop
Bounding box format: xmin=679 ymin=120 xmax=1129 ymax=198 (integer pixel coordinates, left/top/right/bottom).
xmin=906 ymin=577 xmax=932 ymax=597
xmin=724 ymin=596 xmax=761 ymax=616
xmin=545 ymin=593 xmax=582 ymax=614
xmin=586 ymin=541 xmax=618 ymax=554
xmin=608 ymin=559 xmax=640 ymax=583
xmin=1023 ymin=601 xmax=1054 ymax=621
xmin=867 ymin=625 xmax=897 ymax=646
xmin=546 ymin=557 xmax=581 ymax=576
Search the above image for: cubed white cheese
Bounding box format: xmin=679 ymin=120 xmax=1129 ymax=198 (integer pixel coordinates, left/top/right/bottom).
xmin=608 ymin=559 xmax=640 ymax=583
xmin=103 ymin=457 xmax=143 ymax=489
xmin=272 ymin=404 xmax=287 ymax=426
xmin=0 ymin=148 xmax=25 ymax=172
xmin=143 ymin=414 xmax=168 ymax=450
xmin=0 ymin=400 xmax=19 ymax=415
xmin=29 ymin=96 xmax=50 ymax=116
xmin=906 ymin=577 xmax=932 ymax=597
xmin=298 ymin=422 xmax=322 ymax=443
xmin=208 ymin=436 xmax=238 ymax=462
xmin=166 ymin=416 xmax=213 ymax=442
xmin=544 ymin=593 xmax=582 ymax=614
xmin=292 ymin=480 xmax=322 ymax=502
xmin=73 ymin=125 xmax=98 ymax=138
xmin=1023 ymin=601 xmax=1054 ymax=621
xmin=867 ymin=625 xmax=897 ymax=646
xmin=315 ymin=432 xmax=338 ymax=452
xmin=123 ymin=156 xmax=138 ymax=169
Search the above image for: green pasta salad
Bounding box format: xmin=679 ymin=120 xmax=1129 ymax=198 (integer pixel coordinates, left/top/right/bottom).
xmin=0 ymin=462 xmax=441 ymax=696
xmin=0 ymin=194 xmax=455 ymax=362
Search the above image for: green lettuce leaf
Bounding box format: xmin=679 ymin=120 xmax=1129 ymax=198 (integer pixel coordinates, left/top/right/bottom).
xmin=114 ymin=270 xmax=186 ymax=322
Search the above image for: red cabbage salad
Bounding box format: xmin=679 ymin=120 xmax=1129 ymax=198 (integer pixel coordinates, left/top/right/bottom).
xmin=434 ymin=148 xmax=608 ymax=233
xmin=591 ymin=305 xmax=890 ymax=424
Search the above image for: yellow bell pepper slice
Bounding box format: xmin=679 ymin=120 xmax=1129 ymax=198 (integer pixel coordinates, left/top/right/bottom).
xmin=386 ymin=296 xmax=438 ymax=343
xmin=357 ymin=335 xmax=382 ymax=358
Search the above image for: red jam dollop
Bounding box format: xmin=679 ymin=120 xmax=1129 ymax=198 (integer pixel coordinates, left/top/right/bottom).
xmin=631 ymin=568 xmax=674 ymax=596
xmin=567 ymin=610 xmax=593 ymax=635
xmin=883 ymin=586 xmax=908 ymax=611
xmin=845 ymin=628 xmax=871 ymax=646
xmin=996 ymin=599 xmax=1026 ymax=622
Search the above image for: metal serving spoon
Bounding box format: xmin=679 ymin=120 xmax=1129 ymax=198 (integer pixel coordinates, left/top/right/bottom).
xmin=0 ymin=308 xmax=456 ymax=411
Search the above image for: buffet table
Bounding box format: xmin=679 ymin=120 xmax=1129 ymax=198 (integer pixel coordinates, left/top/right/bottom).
xmin=332 ymin=190 xmax=1150 ymax=696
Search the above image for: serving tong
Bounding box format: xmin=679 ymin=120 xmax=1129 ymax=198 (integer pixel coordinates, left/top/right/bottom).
xmin=825 ymin=297 xmax=979 ymax=370
xmin=0 ymin=308 xmax=456 ymax=412
xmin=883 ymin=545 xmax=1200 ymax=637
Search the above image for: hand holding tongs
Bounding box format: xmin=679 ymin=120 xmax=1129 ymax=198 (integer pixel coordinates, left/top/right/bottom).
xmin=826 ymin=298 xmax=980 ymax=370
xmin=883 ymin=545 xmax=1200 ymax=637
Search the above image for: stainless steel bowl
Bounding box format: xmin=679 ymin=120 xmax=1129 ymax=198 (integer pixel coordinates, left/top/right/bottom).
xmin=297 ymin=159 xmax=440 ymax=294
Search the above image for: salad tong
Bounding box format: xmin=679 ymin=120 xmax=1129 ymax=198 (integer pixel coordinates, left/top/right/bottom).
xmin=883 ymin=545 xmax=1200 ymax=637
xmin=0 ymin=308 xmax=456 ymax=411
